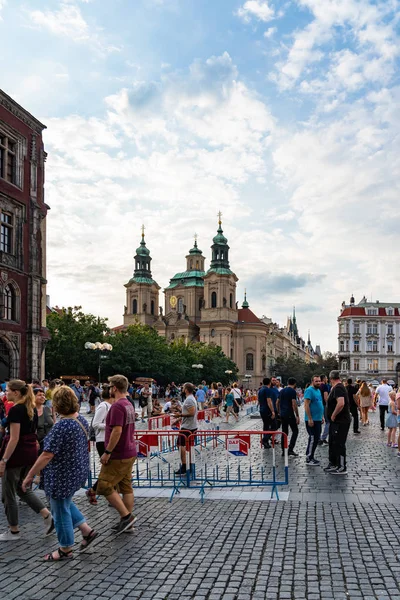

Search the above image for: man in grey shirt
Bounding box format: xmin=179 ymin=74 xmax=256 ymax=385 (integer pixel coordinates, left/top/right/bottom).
xmin=173 ymin=382 xmax=198 ymax=475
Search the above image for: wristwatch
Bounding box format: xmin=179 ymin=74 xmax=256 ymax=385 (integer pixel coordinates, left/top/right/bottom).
xmin=1 ymin=458 xmax=8 ymax=464
xmin=104 ymin=450 xmax=112 ymax=455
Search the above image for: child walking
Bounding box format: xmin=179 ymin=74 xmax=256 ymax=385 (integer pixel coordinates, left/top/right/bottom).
xmin=386 ymin=391 xmax=398 ymax=447
xmin=224 ymin=387 xmax=239 ymax=423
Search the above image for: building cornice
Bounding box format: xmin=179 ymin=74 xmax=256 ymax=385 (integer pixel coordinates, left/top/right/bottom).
xmin=0 ymin=90 xmax=46 ymax=134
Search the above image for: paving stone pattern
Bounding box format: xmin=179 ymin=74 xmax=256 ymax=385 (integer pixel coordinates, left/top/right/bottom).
xmin=0 ymin=410 xmax=399 ymax=599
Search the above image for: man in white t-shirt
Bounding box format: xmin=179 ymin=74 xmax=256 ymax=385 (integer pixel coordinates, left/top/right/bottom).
xmin=374 ymin=379 xmax=393 ymax=431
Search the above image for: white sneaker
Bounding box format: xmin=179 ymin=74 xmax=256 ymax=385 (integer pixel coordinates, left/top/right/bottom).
xmin=0 ymin=530 xmax=21 ymax=541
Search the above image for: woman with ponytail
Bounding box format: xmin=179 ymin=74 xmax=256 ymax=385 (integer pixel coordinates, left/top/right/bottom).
xmin=0 ymin=379 xmax=54 ymax=541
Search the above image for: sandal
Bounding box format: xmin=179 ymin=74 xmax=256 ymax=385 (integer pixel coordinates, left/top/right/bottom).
xmin=85 ymin=489 xmax=98 ymax=505
xmin=44 ymin=548 xmax=73 ymax=561
xmin=79 ymin=529 xmax=98 ymax=552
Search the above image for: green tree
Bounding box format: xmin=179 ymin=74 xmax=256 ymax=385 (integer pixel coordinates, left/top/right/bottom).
xmin=46 ymin=308 xmax=239 ymax=384
xmin=46 ymin=306 xmax=109 ymax=379
xmin=274 ymin=352 xmax=339 ymax=388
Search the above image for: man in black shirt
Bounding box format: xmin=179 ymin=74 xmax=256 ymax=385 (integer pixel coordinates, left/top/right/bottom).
xmin=324 ymin=370 xmax=351 ymax=475
xmin=345 ymin=378 xmax=360 ymax=434
xmin=257 ymin=378 xmax=275 ymax=449
xmin=276 ymin=377 xmax=299 ymax=457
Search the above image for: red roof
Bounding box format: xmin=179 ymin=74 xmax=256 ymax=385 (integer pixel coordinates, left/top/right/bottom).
xmin=111 ymin=324 xmax=128 ymax=332
xmin=340 ymin=308 xmax=365 ymax=316
xmin=237 ymin=308 xmax=263 ymax=324
xmin=340 ymin=307 xmax=400 ymax=317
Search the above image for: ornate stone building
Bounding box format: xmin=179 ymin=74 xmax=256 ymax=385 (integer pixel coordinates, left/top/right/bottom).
xmin=117 ymin=217 xmax=318 ymax=383
xmin=338 ymin=295 xmax=400 ymax=383
xmin=0 ymin=90 xmax=49 ymax=381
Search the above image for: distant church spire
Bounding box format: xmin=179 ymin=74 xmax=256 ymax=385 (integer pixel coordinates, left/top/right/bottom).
xmin=242 ymin=289 xmax=249 ymax=309
xmin=209 ymin=212 xmax=231 ymax=272
xmin=133 ymin=225 xmax=153 ymax=279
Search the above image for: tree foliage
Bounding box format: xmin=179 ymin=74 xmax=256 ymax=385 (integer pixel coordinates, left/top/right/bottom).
xmin=46 ymin=310 xmax=238 ymax=384
xmin=46 ymin=307 xmax=109 ymax=379
xmin=273 ymin=352 xmax=339 ymax=388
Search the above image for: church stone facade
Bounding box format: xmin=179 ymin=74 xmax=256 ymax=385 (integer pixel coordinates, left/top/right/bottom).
xmin=116 ymin=218 xmax=318 ymax=383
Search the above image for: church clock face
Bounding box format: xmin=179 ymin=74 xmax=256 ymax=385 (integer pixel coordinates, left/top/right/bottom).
xmin=170 ymin=295 xmax=177 ymax=309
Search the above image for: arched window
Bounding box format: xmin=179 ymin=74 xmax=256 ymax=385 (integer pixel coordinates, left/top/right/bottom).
xmin=211 ymin=292 xmax=217 ymax=308
xmin=230 ymin=348 xmax=233 ymax=359
xmin=132 ymin=299 xmax=138 ymax=314
xmin=151 ymin=300 xmax=155 ymax=315
xmin=190 ymin=260 xmax=193 ymax=270
xmin=196 ymin=261 xmax=199 ymax=270
xmin=246 ymin=353 xmax=254 ymax=371
xmin=178 ymin=298 xmax=183 ymax=313
xmin=229 ymin=293 xmax=233 ymax=308
xmin=3 ymin=285 xmax=15 ymax=321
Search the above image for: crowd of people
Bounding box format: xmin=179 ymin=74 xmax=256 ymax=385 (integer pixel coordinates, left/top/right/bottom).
xmin=257 ymin=373 xmax=400 ymax=475
xmin=0 ymin=371 xmax=398 ymax=559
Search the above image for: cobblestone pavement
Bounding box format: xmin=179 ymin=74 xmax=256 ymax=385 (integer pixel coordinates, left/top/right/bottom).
xmin=0 ymin=409 xmax=399 ymax=600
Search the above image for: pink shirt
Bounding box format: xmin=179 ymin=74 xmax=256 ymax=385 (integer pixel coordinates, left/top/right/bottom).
xmin=105 ymin=398 xmax=136 ymax=459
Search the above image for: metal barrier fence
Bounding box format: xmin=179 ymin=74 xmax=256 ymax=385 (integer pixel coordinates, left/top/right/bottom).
xmin=128 ymin=429 xmax=288 ymax=502
xmin=187 ymin=430 xmax=288 ymax=501
xmin=148 ymin=414 xmax=172 ymax=430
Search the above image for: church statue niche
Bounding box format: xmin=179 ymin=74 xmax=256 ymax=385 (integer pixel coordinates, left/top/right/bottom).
xmin=143 ymin=303 xmax=147 ymax=313
xmin=223 ymin=297 xmax=227 ymax=307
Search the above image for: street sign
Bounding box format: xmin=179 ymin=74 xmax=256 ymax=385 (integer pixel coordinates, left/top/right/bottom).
xmin=226 ymin=434 xmax=250 ymax=456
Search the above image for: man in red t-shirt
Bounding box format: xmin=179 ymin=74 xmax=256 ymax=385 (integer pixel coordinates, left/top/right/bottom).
xmin=96 ymin=374 xmax=137 ymax=535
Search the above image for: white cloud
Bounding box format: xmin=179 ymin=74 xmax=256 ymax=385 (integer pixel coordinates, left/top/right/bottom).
xmin=43 ymin=53 xmax=274 ymax=324
xmin=27 ymin=2 xmax=120 ymax=54
xmin=0 ymin=0 xmax=6 ymax=21
xmin=237 ymin=1 xmax=275 ymax=23
xmin=264 ymin=26 xmax=277 ymax=38
xmin=272 ymin=0 xmax=399 ymax=92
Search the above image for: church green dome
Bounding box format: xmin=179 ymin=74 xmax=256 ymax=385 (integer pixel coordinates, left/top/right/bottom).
xmin=136 ymin=237 xmax=150 ymax=256
xmin=212 ymin=225 xmax=228 ymax=245
xmin=189 ymin=239 xmax=203 ymax=255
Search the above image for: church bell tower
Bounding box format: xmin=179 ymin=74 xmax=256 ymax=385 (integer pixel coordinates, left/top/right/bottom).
xmin=123 ymin=226 xmax=160 ymax=327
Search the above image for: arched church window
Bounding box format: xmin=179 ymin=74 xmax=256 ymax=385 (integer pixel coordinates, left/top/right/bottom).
xmin=196 ymin=261 xmax=199 ymax=269
xmin=221 ymin=252 xmax=224 ymax=260
xmin=210 ymin=329 xmax=216 ymax=338
xmin=151 ymin=300 xmax=155 ymax=315
xmin=246 ymin=353 xmax=254 ymax=371
xmin=211 ymin=292 xmax=217 ymax=308
xmin=190 ymin=260 xmax=193 ymax=270
xmin=132 ymin=299 xmax=138 ymax=314
xmin=136 ymin=262 xmax=140 ymax=270
xmin=229 ymin=293 xmax=233 ymax=308
xmin=178 ymin=298 xmax=183 ymax=313
xmin=4 ymin=285 xmax=16 ymax=321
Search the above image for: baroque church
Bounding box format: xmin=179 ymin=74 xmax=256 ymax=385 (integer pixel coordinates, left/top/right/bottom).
xmin=115 ymin=217 xmax=318 ymax=383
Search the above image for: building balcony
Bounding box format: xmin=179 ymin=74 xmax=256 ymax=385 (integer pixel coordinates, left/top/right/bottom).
xmin=366 ymin=350 xmax=379 ymax=353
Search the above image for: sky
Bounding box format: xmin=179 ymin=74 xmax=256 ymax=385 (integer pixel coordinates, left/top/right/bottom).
xmin=1 ymin=0 xmax=400 ymax=352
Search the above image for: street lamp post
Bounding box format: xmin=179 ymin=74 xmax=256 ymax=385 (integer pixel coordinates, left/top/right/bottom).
xmin=191 ymin=363 xmax=203 ymax=384
xmin=225 ymin=369 xmax=233 ymax=383
xmin=84 ymin=342 xmax=113 ymax=383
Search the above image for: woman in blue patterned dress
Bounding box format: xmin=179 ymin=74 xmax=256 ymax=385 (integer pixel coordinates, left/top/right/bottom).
xmin=22 ymin=386 xmax=98 ymax=561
